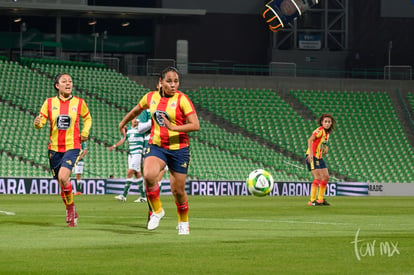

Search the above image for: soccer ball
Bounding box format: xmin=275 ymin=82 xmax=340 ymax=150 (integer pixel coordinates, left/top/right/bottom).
xmin=246 ymin=169 xmax=274 ymax=197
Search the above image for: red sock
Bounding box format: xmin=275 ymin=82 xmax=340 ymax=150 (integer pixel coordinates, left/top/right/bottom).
xmin=146 ymin=185 xmax=162 ymax=213
xmin=175 ymin=201 xmax=189 ymax=222
xmin=60 ymin=184 xmax=74 ymax=205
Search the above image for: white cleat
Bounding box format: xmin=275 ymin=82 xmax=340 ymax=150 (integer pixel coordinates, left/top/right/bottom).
xmin=114 ymin=195 xmax=127 ymax=202
xmin=133 ymin=197 xmax=147 ymax=203
xmin=177 ymin=222 xmax=190 ymax=235
xmin=147 ymin=209 xmax=165 ymax=230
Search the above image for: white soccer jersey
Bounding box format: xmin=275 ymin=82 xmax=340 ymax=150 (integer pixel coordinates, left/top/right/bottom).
xmin=126 ymin=126 xmax=144 ymax=155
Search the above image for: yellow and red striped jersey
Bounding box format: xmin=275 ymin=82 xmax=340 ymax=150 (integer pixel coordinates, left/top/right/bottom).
xmin=306 ymin=126 xmax=329 ymax=158
xmin=138 ymin=90 xmax=196 ymax=150
xmin=35 ymin=96 xmax=92 ymax=152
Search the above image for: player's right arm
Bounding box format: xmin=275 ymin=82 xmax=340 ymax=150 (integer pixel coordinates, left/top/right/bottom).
xmin=119 ymin=94 xmax=150 ymax=134
xmin=34 ymin=100 xmax=48 ymax=129
xmin=137 ymin=119 xmax=151 ymax=134
xmin=306 ymin=135 xmax=316 ymax=162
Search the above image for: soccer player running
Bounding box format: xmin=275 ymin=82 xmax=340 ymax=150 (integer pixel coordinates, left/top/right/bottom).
xmin=109 ymin=119 xmax=145 ymax=202
xmin=34 ymin=73 xmax=92 ymax=227
xmin=305 ymin=114 xmax=336 ymax=206
xmin=118 ymin=67 xmax=199 ymax=235
xmin=73 ymin=141 xmax=88 ymax=195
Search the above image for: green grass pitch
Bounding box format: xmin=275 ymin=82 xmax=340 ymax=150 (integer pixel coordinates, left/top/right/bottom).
xmin=1 ymin=195 xmax=413 ymax=274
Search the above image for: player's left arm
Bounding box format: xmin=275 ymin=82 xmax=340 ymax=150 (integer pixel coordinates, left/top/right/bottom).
xmin=162 ymin=112 xmax=199 ymax=133
xmin=162 ymin=95 xmax=199 ymax=133
xmin=80 ymin=100 xmax=92 ymax=141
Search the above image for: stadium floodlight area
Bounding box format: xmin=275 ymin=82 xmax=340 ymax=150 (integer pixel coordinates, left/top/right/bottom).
xmin=384 ymin=65 xmax=412 ymax=80
xmin=269 ymin=61 xmax=296 ymax=77
xmin=147 ymin=59 xmax=176 ymax=76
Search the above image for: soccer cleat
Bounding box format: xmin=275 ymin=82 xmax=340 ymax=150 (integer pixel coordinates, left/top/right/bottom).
xmin=147 ymin=208 xmax=165 ymax=230
xmin=75 ymin=191 xmax=82 ymax=195
xmin=114 ymin=195 xmax=127 ymax=202
xmin=177 ymin=222 xmax=190 ymax=235
xmin=308 ymin=200 xmax=321 ymax=206
xmin=317 ymin=199 xmax=330 ymax=206
xmin=146 ymin=210 xmax=152 ymax=227
xmin=66 ymin=203 xmax=78 ymax=227
xmin=133 ymin=197 xmax=147 ymax=203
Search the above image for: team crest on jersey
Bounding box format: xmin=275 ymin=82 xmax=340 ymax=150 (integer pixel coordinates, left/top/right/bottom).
xmin=56 ymin=115 xmax=71 ymax=130
xmin=170 ymin=102 xmax=177 ymax=108
xmin=154 ymin=110 xmax=169 ymax=127
xmin=72 ymin=106 xmax=77 ymax=113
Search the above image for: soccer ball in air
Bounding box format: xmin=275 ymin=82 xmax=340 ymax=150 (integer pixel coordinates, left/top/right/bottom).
xmin=246 ymin=169 xmax=274 ymax=197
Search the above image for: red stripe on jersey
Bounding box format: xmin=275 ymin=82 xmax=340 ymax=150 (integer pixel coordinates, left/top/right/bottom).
xmin=158 ymin=97 xmax=171 ymax=149
xmin=58 ymin=99 xmax=69 ymax=152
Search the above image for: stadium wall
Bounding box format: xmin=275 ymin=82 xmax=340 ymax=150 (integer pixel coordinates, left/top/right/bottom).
xmin=0 ymin=177 xmax=372 ymax=196
xmin=2 ymin=177 xmax=413 ymax=196
xmin=130 ymin=74 xmax=414 ymax=93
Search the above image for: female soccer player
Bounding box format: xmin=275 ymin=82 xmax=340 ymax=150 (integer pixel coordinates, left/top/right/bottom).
xmin=34 ymin=73 xmax=92 ymax=227
xmin=305 ymin=114 xmax=336 ymax=206
xmin=118 ymin=67 xmax=199 ymax=235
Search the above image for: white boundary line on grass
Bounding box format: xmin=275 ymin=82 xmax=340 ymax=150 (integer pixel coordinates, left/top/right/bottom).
xmin=193 ymin=217 xmax=351 ymax=226
xmin=0 ymin=210 xmax=16 ymax=216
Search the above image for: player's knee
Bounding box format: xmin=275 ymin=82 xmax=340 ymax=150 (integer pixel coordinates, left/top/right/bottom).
xmin=171 ymin=186 xmax=186 ymax=199
xmin=321 ymin=177 xmax=329 ymax=185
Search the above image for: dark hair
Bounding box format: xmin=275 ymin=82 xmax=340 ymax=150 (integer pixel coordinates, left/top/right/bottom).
xmin=53 ymin=73 xmax=70 ymax=91
xmin=318 ymin=114 xmax=336 ymax=133
xmin=160 ymin=66 xmax=179 ymax=80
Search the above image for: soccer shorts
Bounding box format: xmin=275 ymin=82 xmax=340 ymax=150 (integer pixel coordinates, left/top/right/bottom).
xmin=128 ymin=153 xmax=142 ymax=172
xmin=73 ymin=161 xmax=84 ymax=174
xmin=305 ymin=155 xmax=327 ymax=171
xmin=49 ymin=149 xmax=81 ymax=179
xmin=144 ymin=144 xmax=190 ymax=174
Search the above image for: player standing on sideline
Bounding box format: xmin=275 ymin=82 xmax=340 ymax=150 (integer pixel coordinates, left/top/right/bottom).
xmin=73 ymin=141 xmax=88 ymax=195
xmin=34 ymin=73 xmax=92 ymax=227
xmin=108 ymin=119 xmax=145 ymax=202
xmin=118 ymin=67 xmax=199 ymax=235
xmin=305 ymin=114 xmax=336 ymax=206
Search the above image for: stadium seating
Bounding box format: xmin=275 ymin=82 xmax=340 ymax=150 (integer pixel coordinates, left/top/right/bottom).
xmin=291 ymin=90 xmax=414 ymax=183
xmin=187 ymin=87 xmax=414 ymax=183
xmin=1 ymin=58 xmax=413 ymax=183
xmin=189 ymin=117 xmax=315 ymax=181
xmin=0 ymin=59 xmax=132 ymax=179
